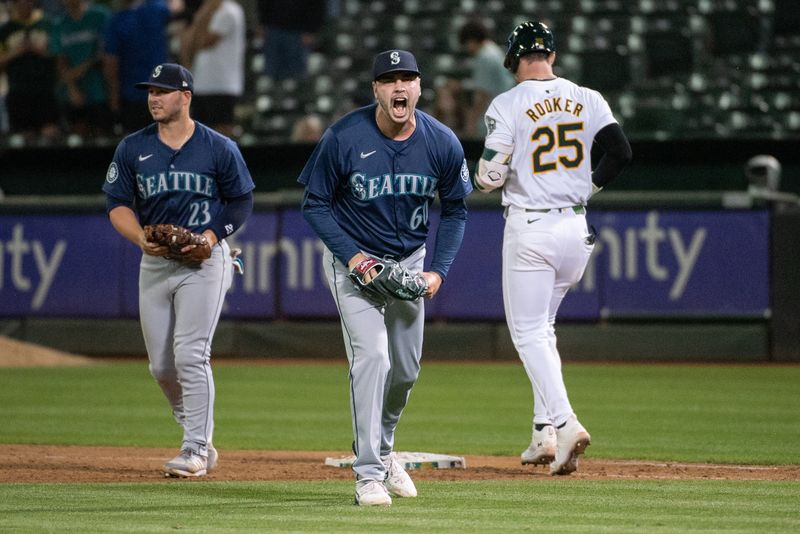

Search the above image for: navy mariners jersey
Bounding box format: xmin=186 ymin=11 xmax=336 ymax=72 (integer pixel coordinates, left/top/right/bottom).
xmin=103 ymin=122 xmax=255 ymax=231
xmin=298 ymin=104 xmax=472 ymax=261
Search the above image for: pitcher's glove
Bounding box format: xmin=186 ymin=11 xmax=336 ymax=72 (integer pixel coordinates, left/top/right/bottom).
xmin=143 ymin=224 xmax=212 ymax=265
xmin=348 ymin=258 xmax=428 ymax=302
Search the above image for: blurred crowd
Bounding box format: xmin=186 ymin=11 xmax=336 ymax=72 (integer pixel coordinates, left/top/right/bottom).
xmin=0 ymin=1 xmax=511 ymax=147
xmin=0 ymin=0 xmax=331 ymax=145
xmin=2 ymin=1 xmax=799 ymax=148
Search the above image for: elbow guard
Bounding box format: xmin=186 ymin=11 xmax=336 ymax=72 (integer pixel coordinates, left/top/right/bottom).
xmin=473 ymin=147 xmax=512 ymax=192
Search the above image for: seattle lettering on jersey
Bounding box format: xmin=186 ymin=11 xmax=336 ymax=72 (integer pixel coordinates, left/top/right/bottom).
xmin=349 ymin=172 xmax=438 ymax=201
xmin=137 ymin=171 xmax=218 ymax=200
xmin=525 ymin=97 xmax=584 ymax=122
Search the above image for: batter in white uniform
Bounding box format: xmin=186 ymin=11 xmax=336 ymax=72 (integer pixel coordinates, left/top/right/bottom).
xmin=474 ymin=21 xmax=632 ymax=475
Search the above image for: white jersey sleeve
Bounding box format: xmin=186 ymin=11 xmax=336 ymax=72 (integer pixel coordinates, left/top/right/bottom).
xmin=484 ymin=78 xmax=617 ymax=209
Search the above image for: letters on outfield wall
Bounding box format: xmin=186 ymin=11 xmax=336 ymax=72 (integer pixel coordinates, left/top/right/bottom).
xmin=0 ymin=209 xmax=770 ymax=319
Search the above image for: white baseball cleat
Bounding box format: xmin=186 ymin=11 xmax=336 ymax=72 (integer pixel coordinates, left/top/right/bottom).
xmin=549 ymin=416 xmax=591 ymax=476
xmin=521 ymin=425 xmax=557 ymax=465
xmin=207 ymin=445 xmax=218 ymax=472
xmin=382 ymin=453 xmax=418 ymax=497
xmin=163 ymin=449 xmax=208 ymax=477
xmin=354 ymin=480 xmax=392 ymax=506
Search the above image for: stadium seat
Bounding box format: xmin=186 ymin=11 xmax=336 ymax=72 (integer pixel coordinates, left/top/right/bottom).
xmin=579 ymin=50 xmax=632 ymax=92
xmin=642 ymin=21 xmax=694 ymax=80
xmin=706 ymin=9 xmax=762 ymax=57
xmin=771 ymin=0 xmax=800 ymax=39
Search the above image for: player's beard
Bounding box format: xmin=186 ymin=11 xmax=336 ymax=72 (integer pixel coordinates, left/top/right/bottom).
xmin=150 ymin=104 xmax=181 ymax=125
xmin=148 ymin=91 xmax=188 ymax=125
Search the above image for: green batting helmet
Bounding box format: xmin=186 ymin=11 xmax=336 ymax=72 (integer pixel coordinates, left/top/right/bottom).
xmin=504 ymin=21 xmax=556 ymax=72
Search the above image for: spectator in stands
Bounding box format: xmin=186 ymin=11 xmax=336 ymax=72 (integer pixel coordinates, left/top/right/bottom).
xmin=432 ymin=77 xmax=466 ymax=137
xmin=40 ymin=0 xmax=65 ymax=17
xmin=178 ymin=0 xmax=213 ymax=65
xmin=180 ymin=0 xmax=245 ymax=138
xmin=257 ymin=0 xmax=325 ymax=81
xmin=435 ymin=19 xmax=515 ymax=139
xmin=289 ymin=112 xmax=323 ymax=143
xmin=51 ymin=0 xmax=112 ymax=137
xmin=0 ymin=0 xmax=61 ymax=142
xmin=103 ymin=0 xmax=177 ymax=133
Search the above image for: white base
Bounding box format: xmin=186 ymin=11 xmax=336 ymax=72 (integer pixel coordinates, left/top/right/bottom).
xmin=325 ymin=451 xmax=466 ymax=469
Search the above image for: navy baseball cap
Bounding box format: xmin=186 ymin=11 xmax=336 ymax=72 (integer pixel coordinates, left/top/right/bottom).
xmin=372 ymin=50 xmax=420 ymax=80
xmin=135 ymin=63 xmax=194 ymax=92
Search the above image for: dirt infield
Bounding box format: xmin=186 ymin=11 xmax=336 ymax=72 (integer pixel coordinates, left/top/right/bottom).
xmin=2 ymin=340 xmax=797 ymax=483
xmin=0 ymin=336 xmax=94 ymax=367
xmin=3 ymin=445 xmax=798 ymax=483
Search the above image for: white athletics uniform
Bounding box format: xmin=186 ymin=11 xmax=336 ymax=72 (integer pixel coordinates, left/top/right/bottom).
xmin=484 ymin=77 xmax=616 ymax=427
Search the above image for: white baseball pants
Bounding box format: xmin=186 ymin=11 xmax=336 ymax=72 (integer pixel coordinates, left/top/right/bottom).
xmin=502 ymin=206 xmax=594 ymax=428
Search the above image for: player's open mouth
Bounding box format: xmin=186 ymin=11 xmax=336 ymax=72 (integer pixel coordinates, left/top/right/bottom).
xmin=392 ymin=97 xmax=408 ymax=115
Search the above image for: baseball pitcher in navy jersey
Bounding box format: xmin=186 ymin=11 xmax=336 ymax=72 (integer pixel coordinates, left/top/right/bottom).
xmin=299 ymin=50 xmax=472 ymax=506
xmin=474 ymin=22 xmax=632 ymax=475
xmin=102 ymin=63 xmax=255 ymax=477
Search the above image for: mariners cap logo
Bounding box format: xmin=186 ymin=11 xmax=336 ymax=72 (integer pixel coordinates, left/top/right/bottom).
xmin=373 ymin=49 xmax=421 ymax=80
xmin=135 ymin=63 xmax=194 ymax=93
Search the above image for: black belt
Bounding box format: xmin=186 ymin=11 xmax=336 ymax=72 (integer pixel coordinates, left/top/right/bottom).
xmin=525 ymin=205 xmax=586 ymax=214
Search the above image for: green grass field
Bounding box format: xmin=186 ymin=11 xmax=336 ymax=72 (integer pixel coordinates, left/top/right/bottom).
xmin=1 ymin=360 xmax=799 ymax=532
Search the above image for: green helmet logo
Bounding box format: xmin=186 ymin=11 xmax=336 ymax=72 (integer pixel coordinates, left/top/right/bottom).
xmin=504 ymin=21 xmax=556 ymax=72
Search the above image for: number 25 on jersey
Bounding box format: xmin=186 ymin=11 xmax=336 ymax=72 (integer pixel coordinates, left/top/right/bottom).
xmin=531 ymin=122 xmax=585 ymax=173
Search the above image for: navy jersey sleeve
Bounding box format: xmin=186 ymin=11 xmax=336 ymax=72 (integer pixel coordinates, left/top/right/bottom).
xmin=429 ymin=198 xmax=467 ymax=280
xmin=215 ymin=137 xmax=255 ymax=199
xmin=428 ymin=125 xmax=471 ymax=279
xmin=298 ymin=129 xmax=361 ymax=265
xmin=207 ymin=137 xmax=255 ymax=239
xmin=102 ymin=136 xmax=137 ymax=211
xmin=298 ymin=129 xmax=341 ymax=193
xmin=436 ymin=129 xmax=473 ymax=201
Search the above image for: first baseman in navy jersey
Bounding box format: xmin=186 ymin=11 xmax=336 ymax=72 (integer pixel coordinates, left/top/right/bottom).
xmin=299 ymin=50 xmax=472 ymax=506
xmin=103 ymin=63 xmax=255 ymax=477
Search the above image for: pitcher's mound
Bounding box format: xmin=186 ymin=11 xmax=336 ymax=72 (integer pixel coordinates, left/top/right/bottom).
xmin=0 ymin=335 xmax=94 ymax=367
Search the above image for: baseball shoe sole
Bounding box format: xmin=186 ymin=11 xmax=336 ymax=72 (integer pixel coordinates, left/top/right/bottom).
xmin=521 ymin=425 xmax=557 ymax=465
xmin=549 ymin=416 xmax=591 ymax=476
xmin=163 ymin=448 xmax=208 ymax=478
xmin=549 ymin=440 xmax=589 ymax=476
xmin=521 ymin=450 xmax=557 ymax=466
